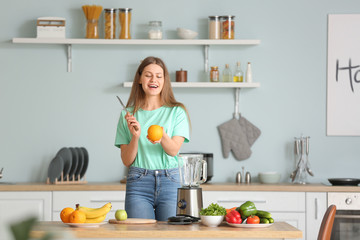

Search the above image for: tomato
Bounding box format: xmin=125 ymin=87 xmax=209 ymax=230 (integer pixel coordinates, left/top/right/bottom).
xmin=225 ymin=210 xmax=242 ymax=224
xmin=246 ymin=215 xmax=260 ymax=224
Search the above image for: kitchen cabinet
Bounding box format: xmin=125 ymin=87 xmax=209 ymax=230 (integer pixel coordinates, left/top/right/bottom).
xmin=203 ymin=191 xmax=306 ymax=240
xmin=12 ymin=38 xmax=260 ymax=73
xmin=0 ymin=191 xmax=52 ymax=240
xmin=52 ymin=191 xmax=125 ymax=221
xmin=305 ymin=192 xmax=327 ymax=240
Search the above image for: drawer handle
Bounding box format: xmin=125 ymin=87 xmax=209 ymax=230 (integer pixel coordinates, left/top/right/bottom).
xmin=217 ymin=200 xmax=267 ymax=204
xmin=90 ymin=200 xmax=125 ymax=203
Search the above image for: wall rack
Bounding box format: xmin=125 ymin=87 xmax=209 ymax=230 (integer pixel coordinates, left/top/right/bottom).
xmin=123 ymin=81 xmax=260 ymax=88
xmin=12 ymin=38 xmax=261 ymax=73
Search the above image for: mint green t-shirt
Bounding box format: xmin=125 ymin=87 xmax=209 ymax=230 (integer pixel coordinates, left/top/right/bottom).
xmin=114 ymin=106 xmax=190 ymax=170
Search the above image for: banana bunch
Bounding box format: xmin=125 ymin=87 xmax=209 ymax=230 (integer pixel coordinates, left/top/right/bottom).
xmin=76 ymin=202 xmax=112 ymax=223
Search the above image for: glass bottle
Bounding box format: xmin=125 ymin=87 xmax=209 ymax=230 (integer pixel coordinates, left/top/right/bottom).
xmin=210 ymin=66 xmax=219 ymax=82
xmin=233 ymin=62 xmax=244 ymax=82
xmin=220 ymin=15 xmax=235 ymax=39
xmin=104 ymin=8 xmax=117 ymax=39
xmin=246 ymin=62 xmax=253 ymax=82
xmin=208 ymin=16 xmax=220 ymax=39
xmin=222 ymin=64 xmax=232 ymax=82
xmin=148 ymin=21 xmax=163 ymax=40
xmin=119 ymin=8 xmax=132 ymax=39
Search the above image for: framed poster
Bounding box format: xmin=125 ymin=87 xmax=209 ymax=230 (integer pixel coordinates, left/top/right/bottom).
xmin=327 ymin=14 xmax=360 ymax=136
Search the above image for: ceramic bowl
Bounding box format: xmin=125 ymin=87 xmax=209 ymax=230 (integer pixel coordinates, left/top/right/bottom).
xmin=258 ymin=172 xmax=281 ymax=184
xmin=200 ymin=215 xmax=224 ymax=227
xmin=177 ymin=28 xmax=198 ymax=39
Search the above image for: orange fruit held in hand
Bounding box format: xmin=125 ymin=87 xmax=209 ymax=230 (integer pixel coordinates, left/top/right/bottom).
xmin=60 ymin=207 xmax=74 ymax=223
xmin=69 ymin=209 xmax=86 ymax=223
xmin=148 ymin=125 xmax=163 ymax=141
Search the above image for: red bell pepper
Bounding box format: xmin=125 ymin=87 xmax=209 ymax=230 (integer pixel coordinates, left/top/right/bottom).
xmin=225 ymin=210 xmax=242 ymax=224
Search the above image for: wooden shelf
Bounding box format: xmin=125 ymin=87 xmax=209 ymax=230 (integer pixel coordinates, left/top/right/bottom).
xmin=123 ymin=81 xmax=260 ymax=88
xmin=12 ymin=38 xmax=261 ymax=72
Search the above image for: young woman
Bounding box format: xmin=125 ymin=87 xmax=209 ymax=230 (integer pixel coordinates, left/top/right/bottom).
xmin=115 ymin=56 xmax=190 ymax=221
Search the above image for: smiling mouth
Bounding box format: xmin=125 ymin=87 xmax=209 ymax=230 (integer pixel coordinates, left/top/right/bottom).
xmin=148 ymin=84 xmax=158 ymax=89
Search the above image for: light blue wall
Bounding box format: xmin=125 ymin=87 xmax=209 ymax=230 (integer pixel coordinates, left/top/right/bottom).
xmin=1 ymin=0 xmax=359 ymax=183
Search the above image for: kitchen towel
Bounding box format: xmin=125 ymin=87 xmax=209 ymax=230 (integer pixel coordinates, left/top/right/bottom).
xmin=217 ymin=116 xmax=261 ymax=161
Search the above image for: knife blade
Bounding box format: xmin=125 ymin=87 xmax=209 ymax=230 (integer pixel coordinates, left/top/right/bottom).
xmin=116 ymin=96 xmax=139 ymax=131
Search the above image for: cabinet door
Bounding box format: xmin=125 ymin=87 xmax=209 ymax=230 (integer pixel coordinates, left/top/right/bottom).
xmin=306 ymin=192 xmax=327 ymax=240
xmin=0 ymin=191 xmax=52 ymax=240
xmin=52 ymin=191 xmax=125 ymax=221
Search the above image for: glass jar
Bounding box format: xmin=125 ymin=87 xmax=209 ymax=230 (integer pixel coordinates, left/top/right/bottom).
xmin=220 ymin=15 xmax=235 ymax=39
xmin=86 ymin=19 xmax=99 ymax=39
xmin=148 ymin=21 xmax=163 ymax=40
xmin=119 ymin=8 xmax=132 ymax=39
xmin=104 ymin=8 xmax=117 ymax=39
xmin=210 ymin=66 xmax=219 ymax=82
xmin=208 ymin=16 xmax=220 ymax=39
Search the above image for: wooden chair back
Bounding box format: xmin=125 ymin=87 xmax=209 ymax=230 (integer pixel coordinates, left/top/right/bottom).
xmin=318 ymin=204 xmax=336 ymax=240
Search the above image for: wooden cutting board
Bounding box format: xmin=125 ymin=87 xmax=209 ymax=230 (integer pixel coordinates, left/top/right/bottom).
xmin=109 ymin=218 xmax=157 ymax=224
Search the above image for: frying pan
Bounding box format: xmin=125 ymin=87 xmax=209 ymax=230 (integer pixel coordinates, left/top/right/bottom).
xmin=328 ymin=178 xmax=360 ymax=186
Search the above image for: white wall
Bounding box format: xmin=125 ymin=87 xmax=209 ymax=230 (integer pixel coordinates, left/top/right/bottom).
xmin=1 ymin=0 xmax=360 ymax=183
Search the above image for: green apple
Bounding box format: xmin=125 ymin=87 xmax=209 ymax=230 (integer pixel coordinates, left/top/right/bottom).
xmin=115 ymin=209 xmax=127 ymax=221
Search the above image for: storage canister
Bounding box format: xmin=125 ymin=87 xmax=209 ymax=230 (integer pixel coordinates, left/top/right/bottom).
xmin=119 ymin=8 xmax=132 ymax=39
xmin=104 ymin=8 xmax=117 ymax=39
xmin=148 ymin=21 xmax=163 ymax=40
xmin=210 ymin=66 xmax=219 ymax=82
xmin=208 ymin=16 xmax=220 ymax=39
xmin=220 ymin=15 xmax=235 ymax=39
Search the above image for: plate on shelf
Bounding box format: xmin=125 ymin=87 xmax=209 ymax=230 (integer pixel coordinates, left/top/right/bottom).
xmin=227 ymin=223 xmax=273 ymax=228
xmin=79 ymin=147 xmax=89 ymax=179
xmin=68 ymin=147 xmax=78 ymax=180
xmin=47 ymin=156 xmax=64 ymax=183
xmin=65 ymin=222 xmax=106 ymax=228
xmin=56 ymin=147 xmax=72 ymax=180
xmin=74 ymin=147 xmax=84 ymax=180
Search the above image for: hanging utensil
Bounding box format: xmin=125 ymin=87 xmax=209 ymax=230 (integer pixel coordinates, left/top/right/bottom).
xmin=116 ymin=96 xmax=139 ymax=131
xmin=305 ymin=137 xmax=314 ymax=176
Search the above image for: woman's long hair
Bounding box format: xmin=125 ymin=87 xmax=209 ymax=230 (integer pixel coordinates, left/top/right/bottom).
xmin=127 ymin=56 xmax=187 ymax=113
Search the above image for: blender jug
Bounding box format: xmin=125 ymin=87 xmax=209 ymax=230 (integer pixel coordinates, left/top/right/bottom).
xmin=178 ymin=154 xmax=207 ymax=187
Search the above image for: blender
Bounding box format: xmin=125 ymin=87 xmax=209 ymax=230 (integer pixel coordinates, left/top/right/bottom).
xmin=175 ymin=154 xmax=207 ymax=221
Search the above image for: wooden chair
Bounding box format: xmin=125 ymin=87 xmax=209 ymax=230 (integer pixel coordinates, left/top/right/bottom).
xmin=318 ymin=204 xmax=336 ymax=240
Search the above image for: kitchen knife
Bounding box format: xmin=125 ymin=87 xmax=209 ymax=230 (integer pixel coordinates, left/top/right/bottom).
xmin=116 ymin=96 xmax=139 ymax=131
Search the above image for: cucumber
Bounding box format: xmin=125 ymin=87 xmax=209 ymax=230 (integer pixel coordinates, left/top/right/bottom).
xmin=256 ymin=210 xmax=272 ymax=218
xmin=260 ymin=218 xmax=270 ymax=224
xmin=268 ymin=217 xmax=274 ymax=223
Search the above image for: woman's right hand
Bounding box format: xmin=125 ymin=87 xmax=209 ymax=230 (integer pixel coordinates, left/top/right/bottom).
xmin=125 ymin=112 xmax=140 ymax=137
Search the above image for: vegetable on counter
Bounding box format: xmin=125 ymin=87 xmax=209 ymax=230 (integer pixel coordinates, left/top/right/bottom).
xmin=236 ymin=201 xmax=257 ymax=219
xmin=199 ymin=203 xmax=227 ymax=216
xmin=225 ymin=210 xmax=242 ymax=224
xmin=247 ymin=215 xmax=260 ymax=224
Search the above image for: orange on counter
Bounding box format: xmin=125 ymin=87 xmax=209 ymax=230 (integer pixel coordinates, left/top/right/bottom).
xmin=69 ymin=209 xmax=86 ymax=223
xmin=148 ymin=125 xmax=163 ymax=141
xmin=60 ymin=207 xmax=74 ymax=223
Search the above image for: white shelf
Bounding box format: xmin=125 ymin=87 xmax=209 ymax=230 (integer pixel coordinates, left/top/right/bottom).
xmin=12 ymin=38 xmax=260 ymax=45
xmin=12 ymin=38 xmax=261 ymax=72
xmin=123 ymin=81 xmax=260 ymax=88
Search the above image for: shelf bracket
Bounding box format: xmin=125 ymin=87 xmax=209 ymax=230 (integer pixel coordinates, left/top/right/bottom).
xmin=233 ymin=88 xmax=240 ymax=119
xmin=67 ymin=44 xmax=72 ymax=72
xmin=204 ymin=45 xmax=209 ymax=72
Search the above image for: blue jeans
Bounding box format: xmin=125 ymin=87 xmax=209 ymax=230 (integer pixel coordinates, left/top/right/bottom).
xmin=125 ymin=166 xmax=181 ymax=221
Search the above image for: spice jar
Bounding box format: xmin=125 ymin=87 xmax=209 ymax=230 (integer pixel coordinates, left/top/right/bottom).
xmin=104 ymin=8 xmax=117 ymax=39
xmin=119 ymin=8 xmax=132 ymax=39
xmin=210 ymin=66 xmax=219 ymax=82
xmin=208 ymin=16 xmax=220 ymax=39
xmin=176 ymin=69 xmax=187 ymax=82
xmin=220 ymin=15 xmax=235 ymax=39
xmin=148 ymin=21 xmax=163 ymax=40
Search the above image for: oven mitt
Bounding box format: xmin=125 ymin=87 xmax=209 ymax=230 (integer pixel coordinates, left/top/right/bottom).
xmin=238 ymin=115 xmax=261 ymax=146
xmin=217 ymin=118 xmax=252 ymax=160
